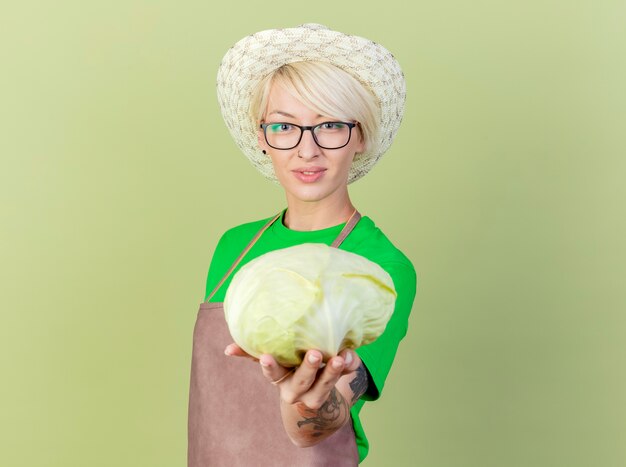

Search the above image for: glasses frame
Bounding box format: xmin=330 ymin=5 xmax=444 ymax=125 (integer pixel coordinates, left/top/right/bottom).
xmin=259 ymin=121 xmax=357 ymax=150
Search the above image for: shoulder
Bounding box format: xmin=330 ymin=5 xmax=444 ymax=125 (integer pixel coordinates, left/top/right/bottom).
xmin=216 ymin=213 xmax=281 ymax=250
xmin=348 ymin=216 xmax=418 ymax=300
xmin=349 ymin=216 xmax=416 ymax=280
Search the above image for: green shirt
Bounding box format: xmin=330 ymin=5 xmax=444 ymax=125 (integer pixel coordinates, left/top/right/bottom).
xmin=205 ymin=211 xmax=417 ymax=463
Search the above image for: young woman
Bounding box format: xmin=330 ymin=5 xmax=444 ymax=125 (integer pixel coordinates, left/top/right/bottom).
xmin=188 ymin=24 xmax=417 ymax=466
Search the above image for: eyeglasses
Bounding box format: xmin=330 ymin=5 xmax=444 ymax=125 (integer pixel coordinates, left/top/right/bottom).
xmin=259 ymin=121 xmax=357 ymax=150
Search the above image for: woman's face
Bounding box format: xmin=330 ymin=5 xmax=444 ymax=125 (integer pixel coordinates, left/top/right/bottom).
xmin=258 ymin=83 xmax=364 ymax=207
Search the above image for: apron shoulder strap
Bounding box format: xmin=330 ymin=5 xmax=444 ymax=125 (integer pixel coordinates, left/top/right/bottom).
xmin=331 ymin=209 xmax=361 ymax=248
xmin=204 ymin=212 xmax=282 ymax=303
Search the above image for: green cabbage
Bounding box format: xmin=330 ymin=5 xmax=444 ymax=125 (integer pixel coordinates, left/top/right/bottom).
xmin=224 ymin=243 xmax=396 ymax=367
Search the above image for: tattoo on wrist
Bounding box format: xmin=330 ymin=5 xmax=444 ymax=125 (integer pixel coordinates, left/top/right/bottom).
xmin=349 ymin=364 xmax=369 ymax=404
xmin=296 ymin=388 xmax=348 ymax=438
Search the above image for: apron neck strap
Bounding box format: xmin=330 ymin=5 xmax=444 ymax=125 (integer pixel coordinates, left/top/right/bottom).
xmin=204 ymin=212 xmax=281 ymax=303
xmin=331 ymin=209 xmax=361 ymax=248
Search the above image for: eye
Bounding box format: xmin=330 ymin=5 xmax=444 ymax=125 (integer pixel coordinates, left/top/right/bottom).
xmin=267 ymin=123 xmax=294 ymax=133
xmin=321 ymin=122 xmax=346 ymax=130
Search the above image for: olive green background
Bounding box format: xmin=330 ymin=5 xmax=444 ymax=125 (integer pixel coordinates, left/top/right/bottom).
xmin=1 ymin=1 xmax=625 ymax=466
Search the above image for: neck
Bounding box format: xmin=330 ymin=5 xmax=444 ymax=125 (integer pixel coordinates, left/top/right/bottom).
xmin=283 ymin=197 xmax=356 ymax=231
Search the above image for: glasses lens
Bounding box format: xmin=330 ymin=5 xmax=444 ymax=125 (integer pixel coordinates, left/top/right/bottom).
xmin=313 ymin=122 xmax=351 ymax=149
xmin=264 ymin=123 xmax=302 ymax=149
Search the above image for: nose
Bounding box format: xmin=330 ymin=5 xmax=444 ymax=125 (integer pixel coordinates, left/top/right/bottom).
xmin=297 ymin=128 xmax=320 ymax=159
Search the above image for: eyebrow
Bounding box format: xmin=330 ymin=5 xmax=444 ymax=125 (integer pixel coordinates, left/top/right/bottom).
xmin=267 ymin=110 xmax=325 ymax=119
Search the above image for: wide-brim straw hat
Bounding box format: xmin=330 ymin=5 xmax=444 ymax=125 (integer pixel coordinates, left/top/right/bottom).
xmin=216 ymin=23 xmax=406 ymax=184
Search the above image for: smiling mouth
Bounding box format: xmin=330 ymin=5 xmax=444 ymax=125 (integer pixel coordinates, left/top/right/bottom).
xmin=293 ymin=167 xmax=326 ymax=174
xmin=292 ymin=167 xmax=327 ymax=183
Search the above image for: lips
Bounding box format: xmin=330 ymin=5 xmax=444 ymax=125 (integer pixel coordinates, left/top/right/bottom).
xmin=292 ymin=167 xmax=327 ymax=183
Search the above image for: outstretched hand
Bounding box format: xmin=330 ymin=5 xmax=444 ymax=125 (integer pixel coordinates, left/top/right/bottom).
xmin=224 ymin=344 xmax=361 ymax=409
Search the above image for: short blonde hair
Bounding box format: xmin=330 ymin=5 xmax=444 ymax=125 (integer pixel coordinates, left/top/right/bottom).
xmin=250 ymin=61 xmax=380 ymax=154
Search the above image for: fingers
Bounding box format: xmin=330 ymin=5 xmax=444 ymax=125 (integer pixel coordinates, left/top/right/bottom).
xmin=298 ymin=354 xmax=347 ymax=409
xmin=279 ymin=350 xmax=324 ymax=404
xmin=298 ymin=350 xmax=361 ymax=409
xmin=258 ymin=354 xmax=292 ymax=386
xmin=224 ymin=343 xmax=258 ymax=361
xmin=338 ymin=349 xmax=361 ymax=374
xmin=294 ymin=350 xmax=362 ymax=409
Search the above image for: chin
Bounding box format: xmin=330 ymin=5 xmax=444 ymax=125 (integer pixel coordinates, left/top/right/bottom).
xmin=280 ymin=182 xmax=334 ymax=203
xmin=289 ymin=188 xmax=329 ymax=203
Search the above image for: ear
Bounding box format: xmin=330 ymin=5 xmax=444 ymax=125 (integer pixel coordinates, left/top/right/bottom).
xmin=354 ymin=126 xmax=366 ymax=154
xmin=355 ymin=138 xmax=365 ymax=154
